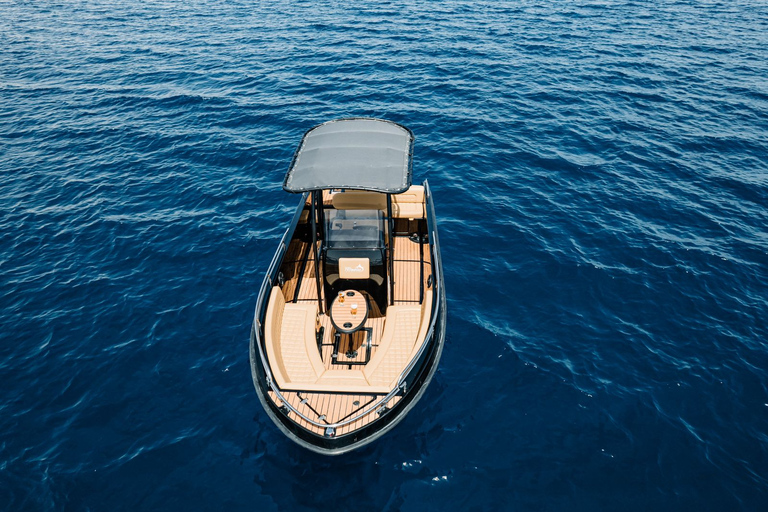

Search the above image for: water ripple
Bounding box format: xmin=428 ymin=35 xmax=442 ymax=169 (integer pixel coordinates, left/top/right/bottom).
xmin=2 ymin=0 xmax=768 ymax=509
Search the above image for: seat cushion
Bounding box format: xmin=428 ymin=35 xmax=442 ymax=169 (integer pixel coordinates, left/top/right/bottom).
xmin=331 ymin=191 xmax=387 ymax=210
xmin=332 ymin=187 xmax=425 ymax=218
xmin=264 ymin=286 xmax=323 ymax=390
xmin=364 ymin=305 xmax=423 ymax=388
xmin=278 ymin=303 xmax=324 ymax=386
xmin=391 ymin=202 xmax=425 ymax=219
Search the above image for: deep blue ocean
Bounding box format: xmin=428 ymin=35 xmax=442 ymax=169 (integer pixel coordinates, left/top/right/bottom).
xmin=2 ymin=0 xmax=768 ymax=510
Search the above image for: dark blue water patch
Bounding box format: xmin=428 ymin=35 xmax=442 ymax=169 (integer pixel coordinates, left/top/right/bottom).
xmin=2 ymin=0 xmax=768 ymax=510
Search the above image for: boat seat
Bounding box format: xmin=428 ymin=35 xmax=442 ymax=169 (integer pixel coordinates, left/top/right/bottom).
xmin=331 ymin=191 xmax=387 ymax=211
xmin=364 ymin=289 xmax=433 ymax=389
xmin=392 ymin=185 xmax=426 ymax=219
xmin=264 ymin=287 xmax=325 ymax=389
xmin=331 ymin=186 xmax=426 ymax=219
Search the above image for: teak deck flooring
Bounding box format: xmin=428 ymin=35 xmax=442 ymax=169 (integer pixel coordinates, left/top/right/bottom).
xmin=272 ymin=220 xmax=430 ymax=436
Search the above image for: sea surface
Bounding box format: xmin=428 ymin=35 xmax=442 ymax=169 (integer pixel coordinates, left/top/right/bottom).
xmin=2 ymin=0 xmax=767 ymax=510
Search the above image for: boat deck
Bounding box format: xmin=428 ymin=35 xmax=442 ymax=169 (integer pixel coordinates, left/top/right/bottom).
xmin=271 ymin=227 xmax=431 ymax=436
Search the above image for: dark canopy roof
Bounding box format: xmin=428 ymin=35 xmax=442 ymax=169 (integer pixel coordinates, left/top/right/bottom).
xmin=282 ymin=118 xmax=414 ymax=194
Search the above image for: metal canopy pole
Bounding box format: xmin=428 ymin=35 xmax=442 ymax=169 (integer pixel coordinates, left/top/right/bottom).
xmin=311 ymin=191 xmax=323 ymax=313
xmin=387 ymin=194 xmax=394 ymax=306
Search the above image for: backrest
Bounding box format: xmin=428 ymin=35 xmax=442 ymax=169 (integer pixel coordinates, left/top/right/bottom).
xmin=330 ymin=186 xmax=425 ymax=218
xmin=392 ymin=185 xmax=425 ymax=219
xmin=392 ymin=185 xmax=425 ymax=205
xmin=331 ymin=191 xmax=387 ymax=210
xmin=363 ymin=304 xmax=423 ymax=387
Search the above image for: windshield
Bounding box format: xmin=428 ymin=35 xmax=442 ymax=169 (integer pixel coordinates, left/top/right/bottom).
xmin=325 ymin=209 xmax=384 ymax=249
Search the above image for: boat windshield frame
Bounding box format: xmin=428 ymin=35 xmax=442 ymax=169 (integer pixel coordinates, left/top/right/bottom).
xmin=324 ymin=209 xmax=385 ymax=250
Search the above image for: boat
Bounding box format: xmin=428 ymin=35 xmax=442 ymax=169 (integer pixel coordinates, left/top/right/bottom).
xmin=249 ymin=118 xmax=446 ymax=455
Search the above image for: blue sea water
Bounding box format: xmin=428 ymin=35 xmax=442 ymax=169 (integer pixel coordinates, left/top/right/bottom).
xmin=2 ymin=0 xmax=768 ymax=509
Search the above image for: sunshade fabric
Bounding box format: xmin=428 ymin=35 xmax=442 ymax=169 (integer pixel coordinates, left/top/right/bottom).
xmin=283 ymin=119 xmax=413 ymax=193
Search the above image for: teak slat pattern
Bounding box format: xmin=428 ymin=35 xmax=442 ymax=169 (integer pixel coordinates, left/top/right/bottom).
xmin=269 ymin=213 xmax=431 ymax=437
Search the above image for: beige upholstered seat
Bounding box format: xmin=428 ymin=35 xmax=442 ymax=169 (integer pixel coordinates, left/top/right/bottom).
xmin=264 ymin=287 xmax=324 ymax=390
xmin=364 ymin=289 xmax=433 ymax=389
xmin=331 ymin=191 xmax=387 ymax=211
xmin=364 ymin=305 xmax=422 ymax=387
xmin=391 ymin=185 xmax=426 ymax=219
xmin=331 ymin=186 xmax=425 ymax=219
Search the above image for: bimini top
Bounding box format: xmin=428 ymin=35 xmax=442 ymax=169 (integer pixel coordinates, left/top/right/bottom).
xmin=282 ymin=118 xmax=414 ymax=194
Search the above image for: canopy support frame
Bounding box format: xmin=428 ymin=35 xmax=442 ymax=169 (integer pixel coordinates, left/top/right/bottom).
xmin=387 ymin=194 xmax=395 ymax=306
xmin=310 ymin=191 xmax=324 ymax=314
